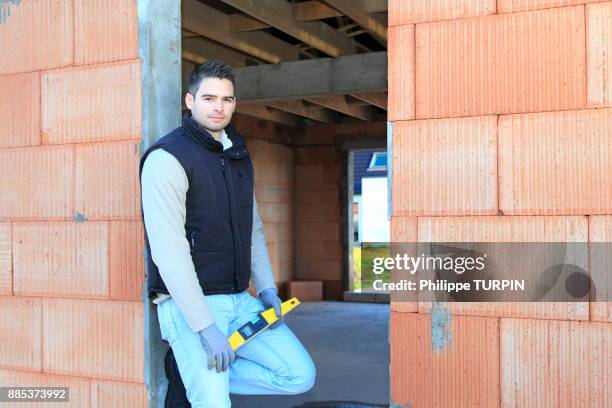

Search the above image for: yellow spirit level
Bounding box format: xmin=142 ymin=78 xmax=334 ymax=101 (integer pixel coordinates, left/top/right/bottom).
xmin=211 ymin=297 xmax=301 ymax=367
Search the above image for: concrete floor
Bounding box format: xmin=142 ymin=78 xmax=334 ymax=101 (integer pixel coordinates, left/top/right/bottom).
xmin=231 ymin=301 xmax=390 ymax=408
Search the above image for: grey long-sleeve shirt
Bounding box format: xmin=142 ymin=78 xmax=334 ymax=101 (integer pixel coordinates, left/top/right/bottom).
xmin=141 ymin=129 xmax=276 ymax=333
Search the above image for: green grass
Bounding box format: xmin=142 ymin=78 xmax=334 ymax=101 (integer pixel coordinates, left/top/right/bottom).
xmin=355 ymin=244 xmax=390 ymax=290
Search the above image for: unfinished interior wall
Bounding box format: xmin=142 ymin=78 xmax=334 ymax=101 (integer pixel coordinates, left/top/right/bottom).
xmin=232 ymin=116 xmax=296 ymax=299
xmin=293 ymin=140 xmax=342 ymax=300
xmin=0 ymin=1 xmax=146 ymax=406
xmin=388 ymin=0 xmax=611 ymax=406
xmin=291 ymin=123 xmax=386 ymax=300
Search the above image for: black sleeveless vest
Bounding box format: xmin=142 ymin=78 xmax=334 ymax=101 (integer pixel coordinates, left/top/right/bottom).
xmin=139 ymin=112 xmax=254 ymax=298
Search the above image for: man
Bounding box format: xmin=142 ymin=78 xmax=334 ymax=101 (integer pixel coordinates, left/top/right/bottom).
xmin=140 ymin=60 xmax=316 ymax=407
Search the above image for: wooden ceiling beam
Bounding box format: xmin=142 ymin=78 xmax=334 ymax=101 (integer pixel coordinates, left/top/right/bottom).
xmin=235 ymin=103 xmax=303 ymax=127
xmin=234 ymin=51 xmax=387 ymax=101
xmin=264 ymin=100 xmax=339 ymax=123
xmin=227 ymin=14 xmax=270 ymax=32
xmin=293 ymin=0 xmax=388 ymax=22
xmin=292 ymin=0 xmax=387 ymax=22
xmin=182 ymin=29 xmax=200 ymax=39
xmin=351 ymin=91 xmax=387 ymax=109
xmin=182 ymin=0 xmax=299 ymax=63
xmin=182 ymin=37 xmax=254 ymax=68
xmin=221 ymin=0 xmax=357 ymax=57
xmin=321 ymin=0 xmax=387 ymax=44
xmin=304 ymin=95 xmax=377 ymax=121
xmin=293 ymin=1 xmax=341 ymax=21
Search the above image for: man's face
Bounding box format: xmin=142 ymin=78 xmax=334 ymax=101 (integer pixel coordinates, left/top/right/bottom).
xmin=185 ymin=77 xmax=236 ymax=136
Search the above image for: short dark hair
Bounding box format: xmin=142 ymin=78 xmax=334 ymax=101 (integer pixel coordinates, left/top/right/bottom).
xmin=187 ymin=60 xmax=235 ymax=96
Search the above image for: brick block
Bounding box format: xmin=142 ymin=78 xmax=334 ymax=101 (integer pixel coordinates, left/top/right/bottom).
xmin=0 ymin=223 xmax=10 ymax=295
xmin=0 ymin=369 xmax=90 ymax=408
xmin=390 ymin=216 xmax=418 ymax=243
xmin=298 ymin=125 xmax=338 ymax=146
xmin=0 ymin=145 xmax=73 ymax=219
xmin=74 ymin=0 xmax=138 ymax=65
xmin=302 ymin=260 xmax=342 ymax=281
xmin=298 ymin=183 xmax=338 ymax=192
xmin=501 ymin=318 xmax=612 ymax=408
xmin=419 ymin=215 xmax=588 ymax=242
xmin=296 ymin=221 xmax=340 ymax=242
xmin=295 ymin=260 xmax=310 ymax=277
xmin=269 ymin=260 xmax=291 ymax=284
xmin=248 ymin=139 xmax=293 ymax=165
xmin=0 ymin=72 xmax=40 ymax=148
xmin=393 ymin=116 xmax=497 ymax=216
xmin=75 ymin=141 xmax=142 ymax=219
xmin=267 ymin=241 xmax=293 ymax=263
xmin=498 ymin=0 xmax=606 ymax=13
xmin=499 ymin=109 xmax=612 ymax=215
xmin=295 ymin=164 xmax=325 ymax=185
xmin=287 ymin=281 xmax=323 ymax=301
xmin=390 ymin=216 xmax=418 ymax=311
xmin=391 ymin=312 xmax=500 ymax=407
xmin=294 ymin=147 xmax=309 ymax=165
xmin=44 ymin=298 xmax=144 ymax=382
xmin=418 ymin=216 xmax=589 ymax=320
xmin=279 ymin=260 xmax=292 ymax=282
xmin=389 ymin=0 xmax=496 ymax=25
xmin=416 ymin=6 xmax=586 ymax=118
xmin=590 ymin=215 xmax=612 ymax=322
xmin=253 ymin=162 xmax=293 ymax=186
xmin=0 ymin=0 xmax=73 ymax=75
xmin=295 ymin=188 xmax=339 ymax=203
xmin=0 ymin=297 xmax=41 ymax=371
xmin=295 ymin=241 xmax=325 ymax=261
xmin=279 ymin=242 xmax=293 ymax=262
xmin=254 ymin=182 xmax=293 ymax=203
xmin=323 ymin=241 xmax=342 ymax=260
xmin=388 ymin=25 xmax=415 ymax=121
xmin=109 ymin=221 xmax=144 ymax=301
xmin=294 ymin=260 xmax=341 ymax=281
xmin=294 ymin=240 xmax=341 ymax=262
xmin=323 ymin=163 xmax=341 ymax=184
xmin=296 ymin=203 xmax=339 ymax=222
xmin=258 ymin=202 xmax=291 ymax=223
xmin=262 ymin=221 xmax=292 ymax=243
xmin=42 ymin=60 xmax=142 ymax=144
xmin=587 ymin=2 xmax=612 ymax=107
xmin=294 ymin=146 xmax=340 ymax=165
xmin=13 ymin=221 xmax=108 ymax=298
xmin=91 ymin=380 xmax=147 ymax=408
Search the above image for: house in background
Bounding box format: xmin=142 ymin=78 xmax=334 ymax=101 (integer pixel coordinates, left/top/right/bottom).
xmin=353 ymin=151 xmax=389 ymax=245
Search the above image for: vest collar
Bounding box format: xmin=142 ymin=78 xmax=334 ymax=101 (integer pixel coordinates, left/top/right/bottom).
xmin=181 ymin=111 xmax=247 ymax=156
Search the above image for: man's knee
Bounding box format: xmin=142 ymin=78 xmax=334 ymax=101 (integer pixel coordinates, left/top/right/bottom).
xmin=292 ymin=363 xmax=316 ymax=394
xmin=273 ymin=357 xmax=316 ymax=394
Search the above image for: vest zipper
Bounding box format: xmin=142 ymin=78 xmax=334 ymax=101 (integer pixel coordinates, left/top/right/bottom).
xmin=190 ymin=231 xmax=195 ymax=253
xmin=221 ymin=151 xmax=242 ymax=292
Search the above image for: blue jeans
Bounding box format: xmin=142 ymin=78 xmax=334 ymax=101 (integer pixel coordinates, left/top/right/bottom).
xmin=157 ymin=290 xmax=316 ymax=407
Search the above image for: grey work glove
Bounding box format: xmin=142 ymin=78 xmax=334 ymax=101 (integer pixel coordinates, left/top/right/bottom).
xmin=259 ymin=287 xmax=283 ymax=329
xmin=198 ymin=323 xmax=235 ymax=373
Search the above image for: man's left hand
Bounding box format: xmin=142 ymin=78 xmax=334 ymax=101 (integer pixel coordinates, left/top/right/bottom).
xmin=259 ymin=288 xmax=283 ymax=329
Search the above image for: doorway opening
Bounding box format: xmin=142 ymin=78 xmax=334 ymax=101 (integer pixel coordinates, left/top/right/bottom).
xmin=345 ymin=148 xmax=390 ymax=303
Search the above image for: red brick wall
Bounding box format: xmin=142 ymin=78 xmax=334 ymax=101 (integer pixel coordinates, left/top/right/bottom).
xmin=232 ymin=116 xmax=296 ymax=299
xmin=388 ymin=1 xmax=612 ymax=406
xmin=290 ymin=122 xmax=386 ymax=300
xmin=249 ymin=140 xmax=295 ymax=295
xmin=0 ymin=1 xmax=146 ymax=405
xmin=293 ymin=133 xmax=343 ymax=300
